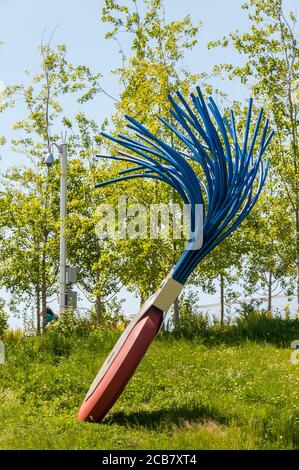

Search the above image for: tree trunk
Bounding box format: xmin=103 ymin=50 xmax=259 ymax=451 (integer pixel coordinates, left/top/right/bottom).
xmin=36 ymin=287 xmax=41 ymax=335
xmin=172 ymin=233 xmax=180 ymax=321
xmin=94 ymin=237 xmax=104 ymax=323
xmin=220 ymin=274 xmax=225 ymax=327
xmin=296 ymin=208 xmax=299 ymax=315
xmin=267 ymin=270 xmax=272 ymax=313
xmin=41 ymin=251 xmax=47 ymax=332
xmin=173 ymin=297 xmax=180 ymax=323
xmin=95 ymin=295 xmax=102 ymax=323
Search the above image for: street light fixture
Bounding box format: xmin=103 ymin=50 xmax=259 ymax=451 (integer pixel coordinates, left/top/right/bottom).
xmin=44 ymin=152 xmax=55 ymax=167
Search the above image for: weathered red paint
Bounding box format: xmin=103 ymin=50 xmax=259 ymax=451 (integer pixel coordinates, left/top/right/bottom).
xmin=77 ymin=305 xmax=163 ymax=422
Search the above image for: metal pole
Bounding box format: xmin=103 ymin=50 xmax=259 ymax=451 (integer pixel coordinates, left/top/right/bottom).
xmin=59 ymin=142 xmax=67 ymax=312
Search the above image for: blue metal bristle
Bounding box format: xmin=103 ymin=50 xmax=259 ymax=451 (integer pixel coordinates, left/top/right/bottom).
xmin=95 ymin=87 xmax=274 ymax=284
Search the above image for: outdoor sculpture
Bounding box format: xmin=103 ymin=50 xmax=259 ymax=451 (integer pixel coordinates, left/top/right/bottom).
xmin=77 ymin=86 xmax=274 ymax=422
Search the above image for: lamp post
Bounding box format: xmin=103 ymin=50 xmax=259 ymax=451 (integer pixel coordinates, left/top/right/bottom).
xmin=44 ymin=141 xmax=68 ymax=313
xmin=59 ymin=142 xmax=68 ymax=312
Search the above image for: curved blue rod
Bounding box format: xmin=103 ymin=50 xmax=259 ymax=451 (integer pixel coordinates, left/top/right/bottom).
xmin=96 ymin=86 xmax=274 ymax=285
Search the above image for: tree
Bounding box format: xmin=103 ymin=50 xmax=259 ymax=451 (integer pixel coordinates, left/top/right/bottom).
xmin=209 ymin=0 xmax=299 ymax=311
xmin=185 ymin=101 xmax=267 ymax=324
xmin=240 ymin=171 xmax=295 ymax=313
xmin=101 ymin=0 xmax=204 ymax=316
xmin=66 ymin=147 xmax=127 ymax=322
xmin=0 ymin=42 xmax=102 ymax=331
xmin=192 ymin=228 xmax=245 ymax=326
xmin=0 ymin=165 xmax=58 ymax=334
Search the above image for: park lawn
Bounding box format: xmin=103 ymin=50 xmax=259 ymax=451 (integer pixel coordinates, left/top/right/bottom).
xmin=0 ymin=332 xmax=299 ymax=450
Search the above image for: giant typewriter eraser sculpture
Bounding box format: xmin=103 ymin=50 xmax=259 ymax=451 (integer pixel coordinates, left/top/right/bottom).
xmin=77 ymin=87 xmax=274 ymax=422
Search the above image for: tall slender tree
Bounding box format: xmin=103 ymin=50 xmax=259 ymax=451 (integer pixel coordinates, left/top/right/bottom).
xmin=0 ymin=43 xmax=102 ymax=331
xmin=101 ymin=0 xmax=204 ymax=316
xmin=209 ymin=0 xmax=299 ymax=311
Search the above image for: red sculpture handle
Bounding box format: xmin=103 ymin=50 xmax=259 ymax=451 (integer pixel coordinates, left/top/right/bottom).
xmin=77 ymin=305 xmax=164 ymax=422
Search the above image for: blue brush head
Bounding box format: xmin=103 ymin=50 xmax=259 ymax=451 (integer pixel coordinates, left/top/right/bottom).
xmin=96 ymin=86 xmax=274 ymax=284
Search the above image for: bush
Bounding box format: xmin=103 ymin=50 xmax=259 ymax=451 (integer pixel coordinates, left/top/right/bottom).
xmin=2 ymin=329 xmax=23 ymax=342
xmin=171 ymin=292 xmax=209 ymax=339
xmin=235 ymin=304 xmax=299 ymax=346
xmin=38 ymin=309 xmax=124 ymax=357
xmin=170 ymin=300 xmax=299 ymax=347
xmin=46 ymin=308 xmax=94 ymax=337
xmin=172 ymin=310 xmax=209 ymax=339
xmin=89 ymin=297 xmax=127 ymax=331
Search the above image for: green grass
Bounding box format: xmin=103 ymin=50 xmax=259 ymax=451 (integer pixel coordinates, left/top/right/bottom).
xmin=1 ymin=330 xmax=299 ymax=450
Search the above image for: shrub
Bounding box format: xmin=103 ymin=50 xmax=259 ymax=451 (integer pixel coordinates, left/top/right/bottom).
xmin=172 ymin=292 xmax=209 ymax=339
xmin=89 ymin=297 xmax=126 ymax=331
xmin=169 ymin=299 xmax=299 ymax=347
xmin=2 ymin=329 xmax=23 ymax=342
xmin=46 ymin=308 xmax=94 ymax=337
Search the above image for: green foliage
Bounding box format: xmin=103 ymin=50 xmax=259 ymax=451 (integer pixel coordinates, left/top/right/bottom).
xmin=0 ymin=43 xmax=101 ymax=148
xmin=2 ymin=329 xmax=24 ymax=342
xmin=66 ymin=157 xmax=125 ymax=320
xmin=171 ymin=292 xmax=209 ymax=339
xmin=47 ymin=310 xmax=94 ymax=336
xmin=100 ymin=0 xmax=205 ymax=303
xmin=0 ymin=164 xmax=59 ymax=332
xmin=89 ymin=297 xmax=126 ymax=326
xmin=209 ymin=0 xmax=299 ymax=311
xmin=169 ymin=303 xmax=299 ymax=348
xmin=239 ymin=180 xmax=295 ymax=306
xmin=234 ymin=304 xmax=299 ymax=346
xmin=0 ymin=42 xmax=111 ymax=331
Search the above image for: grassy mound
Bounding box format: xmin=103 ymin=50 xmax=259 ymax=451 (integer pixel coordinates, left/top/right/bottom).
xmin=0 ymin=326 xmax=299 ymax=450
